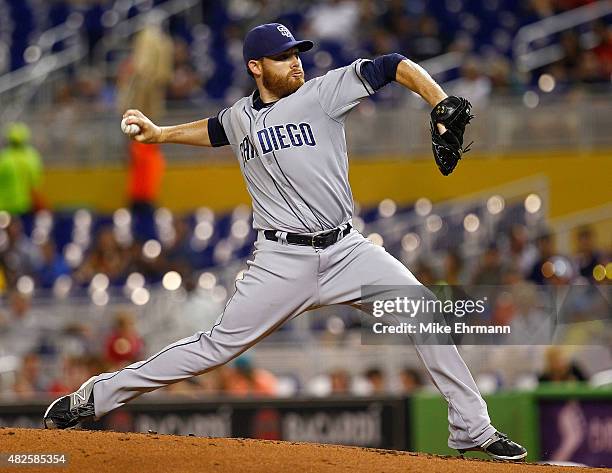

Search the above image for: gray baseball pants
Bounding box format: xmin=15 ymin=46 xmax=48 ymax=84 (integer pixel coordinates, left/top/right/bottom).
xmin=93 ymin=229 xmax=495 ymax=449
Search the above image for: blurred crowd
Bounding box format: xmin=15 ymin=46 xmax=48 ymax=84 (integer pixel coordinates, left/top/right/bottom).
xmin=2 ymin=0 xmax=610 ymax=111
xmin=0 ymin=203 xmax=609 ymax=400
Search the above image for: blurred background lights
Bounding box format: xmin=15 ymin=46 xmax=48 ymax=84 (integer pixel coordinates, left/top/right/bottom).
xmin=212 ymin=285 xmax=228 ymax=303
xmin=538 ymin=74 xmax=556 ymax=93
xmin=523 ymin=90 xmax=539 ymax=108
xmin=213 ymin=239 xmax=234 ymax=264
xmin=131 ymin=287 xmax=150 ymax=306
xmin=415 ymin=198 xmax=432 ymax=217
xmin=154 ymin=207 xmax=173 ymax=227
xmin=351 ymin=217 xmax=365 ymax=233
xmin=198 ymin=272 xmax=217 ymax=290
xmin=524 ymin=193 xmax=542 ymax=213
xmin=231 ymin=220 xmax=250 ymax=239
xmin=31 ymin=227 xmax=49 ymax=245
xmin=16 ymin=275 xmax=35 ymax=295
xmin=195 ymin=207 xmax=215 ymax=223
xmin=142 ymin=239 xmax=162 ymax=259
xmin=64 ymin=243 xmax=84 ymax=268
xmin=593 ymin=264 xmax=606 ymax=282
xmin=606 ymin=263 xmax=612 ymax=280
xmin=162 ymin=271 xmax=182 ymax=291
xmin=113 ymin=208 xmax=131 ymax=227
xmin=73 ymin=209 xmax=92 ymax=228
xmin=425 ymin=214 xmax=443 ymax=233
xmin=401 ymin=233 xmax=420 ymax=252
xmin=232 ymin=204 xmax=251 ymax=221
xmin=326 ymin=315 xmax=345 ymax=336
xmin=52 ymin=275 xmax=72 ymax=299
xmin=35 ymin=210 xmax=53 ymax=228
xmin=23 ymin=45 xmax=41 ymax=63
xmin=378 ymin=198 xmax=397 ymax=218
xmin=194 ymin=221 xmax=214 ymax=241
xmin=126 ymin=272 xmax=145 ymax=290
xmin=486 ymin=195 xmax=505 ymax=215
xmin=552 ymin=257 xmax=568 ymax=277
xmin=541 ymin=261 xmax=555 ymax=279
xmin=366 ymin=233 xmax=383 ymax=246
xmin=91 ymin=289 xmax=109 ymax=306
xmin=463 ymin=213 xmax=480 ymax=233
xmin=90 ymin=273 xmax=110 ymax=291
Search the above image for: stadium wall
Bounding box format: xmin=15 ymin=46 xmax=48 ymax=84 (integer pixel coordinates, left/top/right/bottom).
xmin=41 ymin=151 xmax=611 ymax=218
xmin=412 ymin=385 xmax=612 ymax=466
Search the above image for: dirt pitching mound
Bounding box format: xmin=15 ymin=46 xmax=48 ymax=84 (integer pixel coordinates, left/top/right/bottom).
xmin=0 ymin=428 xmax=604 ymax=473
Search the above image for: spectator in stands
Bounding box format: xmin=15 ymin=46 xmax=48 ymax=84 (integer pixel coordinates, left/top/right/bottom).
xmin=398 ymin=367 xmax=424 ymax=394
xmin=48 ymin=355 xmax=97 ymax=396
xmin=538 ymin=347 xmax=587 ymax=383
xmin=221 ymin=355 xmax=278 ymax=397
xmin=506 ymin=282 xmax=553 ymax=344
xmin=0 ymin=217 xmax=42 ymax=286
xmin=377 ymin=0 xmax=411 ymax=41
xmin=557 ymin=30 xmax=584 ymax=82
xmin=329 ymin=368 xmax=351 ymax=395
xmin=486 ymin=55 xmax=513 ymax=95
xmin=414 ymin=260 xmax=436 ymax=286
xmin=167 ymin=38 xmax=203 ymax=102
xmin=574 ymin=226 xmax=603 ymax=282
xmin=74 ymin=226 xmax=129 ymax=285
xmin=37 ymin=239 xmax=70 ymax=289
xmin=12 ymin=352 xmax=45 ymax=399
xmin=306 ymin=0 xmax=360 ymax=42
xmin=0 ymin=122 xmax=44 ymax=216
xmin=75 ymin=66 xmax=106 ymax=109
xmin=472 ymin=243 xmax=504 ymax=285
xmin=104 ymin=311 xmax=145 ymax=369
xmin=592 ymin=21 xmax=612 ymax=77
xmin=116 ymin=12 xmax=173 ymax=120
xmin=504 ymin=224 xmax=538 ymax=277
xmin=411 ymin=15 xmax=446 ymax=61
xmin=363 ymin=367 xmax=386 ymax=395
xmin=127 ymin=141 xmax=166 ymax=241
xmin=577 ymin=51 xmax=607 ymax=84
xmin=62 ymin=322 xmax=98 ymax=358
xmin=442 ymin=249 xmax=467 ymax=285
xmin=164 ymin=215 xmax=196 ymax=279
xmin=450 ymin=56 xmax=492 ymax=107
xmin=527 ymin=232 xmax=558 ymax=284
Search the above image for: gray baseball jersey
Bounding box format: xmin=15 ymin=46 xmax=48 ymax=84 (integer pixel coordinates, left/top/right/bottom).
xmin=218 ymin=59 xmax=374 ymax=233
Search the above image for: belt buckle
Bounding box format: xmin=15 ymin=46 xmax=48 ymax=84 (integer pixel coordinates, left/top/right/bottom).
xmin=312 ymin=233 xmax=326 ymax=249
xmin=312 ymin=229 xmax=337 ymax=249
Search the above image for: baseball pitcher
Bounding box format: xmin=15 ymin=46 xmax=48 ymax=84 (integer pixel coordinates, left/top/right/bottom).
xmin=44 ymin=23 xmax=526 ymax=461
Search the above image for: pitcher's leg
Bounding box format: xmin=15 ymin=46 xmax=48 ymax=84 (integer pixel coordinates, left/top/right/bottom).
xmin=320 ymin=232 xmax=494 ymax=448
xmin=414 ymin=344 xmax=495 ymax=448
xmin=93 ymin=241 xmax=318 ymax=418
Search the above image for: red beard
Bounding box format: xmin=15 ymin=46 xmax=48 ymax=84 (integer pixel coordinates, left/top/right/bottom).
xmin=262 ymin=67 xmax=305 ymax=98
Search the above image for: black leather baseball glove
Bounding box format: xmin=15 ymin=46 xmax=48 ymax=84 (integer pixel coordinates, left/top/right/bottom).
xmin=430 ymin=96 xmax=474 ymax=176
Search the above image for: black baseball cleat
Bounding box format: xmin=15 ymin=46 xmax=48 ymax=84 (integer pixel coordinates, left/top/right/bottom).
xmin=43 ymin=376 xmax=97 ymax=429
xmin=458 ymin=431 xmax=527 ymax=461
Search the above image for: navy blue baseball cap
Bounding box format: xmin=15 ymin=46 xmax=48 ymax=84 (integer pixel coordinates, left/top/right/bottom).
xmin=243 ymin=23 xmax=313 ymax=64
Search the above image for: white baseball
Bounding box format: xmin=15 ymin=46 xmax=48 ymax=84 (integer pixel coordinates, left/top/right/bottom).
xmin=121 ymin=116 xmax=141 ymax=136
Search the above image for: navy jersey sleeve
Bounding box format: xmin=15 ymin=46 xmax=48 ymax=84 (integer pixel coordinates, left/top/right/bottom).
xmin=207 ymin=116 xmax=230 ymax=147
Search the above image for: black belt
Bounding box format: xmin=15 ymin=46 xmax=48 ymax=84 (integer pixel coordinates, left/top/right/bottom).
xmin=264 ymin=223 xmax=352 ymax=249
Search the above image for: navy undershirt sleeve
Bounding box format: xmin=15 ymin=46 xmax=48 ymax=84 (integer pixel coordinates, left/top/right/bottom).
xmin=207 ymin=116 xmax=230 ymax=147
xmin=359 ymin=53 xmax=407 ymax=91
